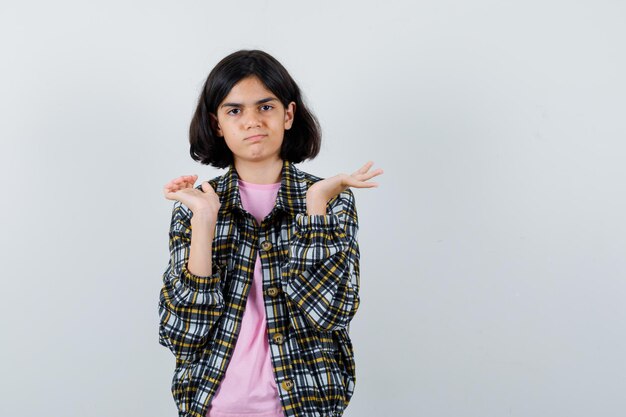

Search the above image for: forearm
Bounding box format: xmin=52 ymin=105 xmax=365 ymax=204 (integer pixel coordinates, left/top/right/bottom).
xmin=158 ymin=202 xmax=225 ymax=363
xmin=188 ymin=211 xmax=216 ymax=277
xmin=284 ymin=190 xmax=361 ymax=331
xmin=284 ymin=244 xmax=360 ymax=331
xmin=306 ymin=194 xmax=327 ymax=215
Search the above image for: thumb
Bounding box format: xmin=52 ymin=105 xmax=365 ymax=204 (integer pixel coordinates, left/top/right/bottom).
xmin=201 ymin=181 xmax=211 ymax=192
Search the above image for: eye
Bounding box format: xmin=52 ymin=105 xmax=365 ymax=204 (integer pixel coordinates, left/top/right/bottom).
xmin=260 ymin=104 xmax=273 ymax=111
xmin=227 ymin=108 xmax=240 ymax=115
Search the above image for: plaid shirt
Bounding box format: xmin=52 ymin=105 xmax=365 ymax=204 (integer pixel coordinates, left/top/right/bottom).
xmin=158 ymin=159 xmax=361 ymax=417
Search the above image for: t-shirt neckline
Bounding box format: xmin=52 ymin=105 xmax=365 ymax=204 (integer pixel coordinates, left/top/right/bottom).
xmin=238 ymin=178 xmax=281 ymax=190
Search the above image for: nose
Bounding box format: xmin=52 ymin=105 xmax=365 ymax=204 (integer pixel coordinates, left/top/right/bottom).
xmin=243 ymin=112 xmax=262 ymax=128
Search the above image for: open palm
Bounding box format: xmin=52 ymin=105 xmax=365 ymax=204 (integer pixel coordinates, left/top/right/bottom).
xmin=307 ymin=160 xmax=384 ymax=203
xmin=163 ymin=174 xmax=221 ymax=217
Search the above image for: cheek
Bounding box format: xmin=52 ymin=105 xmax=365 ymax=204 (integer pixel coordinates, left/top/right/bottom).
xmin=270 ymin=117 xmax=286 ymax=128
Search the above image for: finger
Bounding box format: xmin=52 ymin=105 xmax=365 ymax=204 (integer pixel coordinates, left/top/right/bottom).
xmin=167 ymin=178 xmax=187 ymax=187
xmin=367 ymin=168 xmax=384 ymax=179
xmin=167 ymin=177 xmax=194 ymax=190
xmin=163 ymin=181 xmax=179 ymax=192
xmin=180 ymin=179 xmax=194 ymax=188
xmin=164 ymin=190 xmax=183 ymax=200
xmin=344 ymin=177 xmax=376 ymax=188
xmin=349 ymin=182 xmax=378 ymax=189
xmin=357 ymin=182 xmax=378 ymax=188
xmin=164 ymin=184 xmax=181 ymax=194
xmin=358 ymin=168 xmax=383 ymax=179
xmin=187 ymin=175 xmax=198 ymax=184
xmin=176 ymin=176 xmax=197 ymax=188
xmin=361 ymin=160 xmax=374 ymax=171
xmin=163 ymin=187 xmax=179 ymax=198
xmin=353 ymin=161 xmax=376 ymax=176
xmin=174 ymin=175 xmax=196 ymax=184
xmin=352 ymin=168 xmax=383 ymax=183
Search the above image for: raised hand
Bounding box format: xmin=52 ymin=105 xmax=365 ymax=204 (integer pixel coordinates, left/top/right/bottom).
xmin=306 ymin=161 xmax=384 ymax=215
xmin=163 ymin=174 xmax=221 ymax=221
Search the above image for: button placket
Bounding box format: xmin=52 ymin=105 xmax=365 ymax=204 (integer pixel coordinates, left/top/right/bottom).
xmin=260 ymin=240 xmax=272 ymax=251
xmin=280 ymin=379 xmax=294 ymax=391
xmin=259 ymin=235 xmax=295 ymax=398
xmin=272 ymin=332 xmax=284 ymax=344
xmin=265 ymin=286 xmax=280 ymax=297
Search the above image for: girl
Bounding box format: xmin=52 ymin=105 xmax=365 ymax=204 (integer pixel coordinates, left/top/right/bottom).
xmin=158 ymin=49 xmax=383 ymax=417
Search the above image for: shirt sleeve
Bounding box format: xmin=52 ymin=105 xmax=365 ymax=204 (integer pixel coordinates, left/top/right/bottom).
xmin=283 ymin=188 xmax=361 ymax=332
xmin=158 ymin=200 xmax=225 ymax=363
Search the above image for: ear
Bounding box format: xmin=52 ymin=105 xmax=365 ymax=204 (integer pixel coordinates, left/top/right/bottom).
xmin=210 ymin=113 xmax=223 ymax=137
xmin=284 ymin=101 xmax=296 ymax=130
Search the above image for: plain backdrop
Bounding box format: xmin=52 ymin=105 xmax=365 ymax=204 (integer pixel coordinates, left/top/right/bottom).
xmin=1 ymin=1 xmax=625 ymax=416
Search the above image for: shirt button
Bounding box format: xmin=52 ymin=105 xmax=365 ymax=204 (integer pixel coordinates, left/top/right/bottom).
xmin=260 ymin=240 xmax=273 ymax=251
xmin=272 ymin=333 xmax=284 ymax=344
xmin=281 ymin=379 xmax=294 ymax=391
xmin=265 ymin=287 xmax=280 ymax=297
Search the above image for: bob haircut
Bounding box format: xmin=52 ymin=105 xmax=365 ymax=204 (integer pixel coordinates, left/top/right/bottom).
xmin=189 ymin=49 xmax=322 ymax=169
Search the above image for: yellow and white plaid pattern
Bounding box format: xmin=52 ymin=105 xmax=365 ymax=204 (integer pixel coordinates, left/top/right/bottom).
xmin=158 ymin=159 xmax=360 ymax=417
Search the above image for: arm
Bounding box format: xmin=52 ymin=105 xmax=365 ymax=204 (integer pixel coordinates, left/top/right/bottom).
xmin=158 ymin=200 xmax=225 ymax=363
xmin=283 ymin=189 xmax=361 ymax=332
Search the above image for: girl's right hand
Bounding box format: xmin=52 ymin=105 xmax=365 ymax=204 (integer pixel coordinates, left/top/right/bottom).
xmin=163 ymin=174 xmax=221 ymax=220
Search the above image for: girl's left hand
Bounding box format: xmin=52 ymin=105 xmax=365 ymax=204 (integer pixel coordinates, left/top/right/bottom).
xmin=306 ymin=161 xmax=384 ymax=211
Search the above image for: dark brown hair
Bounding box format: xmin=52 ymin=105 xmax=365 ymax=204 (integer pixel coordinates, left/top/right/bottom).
xmin=189 ymin=49 xmax=322 ymax=168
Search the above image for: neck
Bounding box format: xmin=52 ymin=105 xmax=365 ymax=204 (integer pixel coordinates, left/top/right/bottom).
xmin=234 ymin=157 xmax=283 ymax=184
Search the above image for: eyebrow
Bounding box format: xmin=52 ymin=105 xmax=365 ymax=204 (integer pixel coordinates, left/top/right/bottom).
xmin=220 ymin=97 xmax=278 ymax=108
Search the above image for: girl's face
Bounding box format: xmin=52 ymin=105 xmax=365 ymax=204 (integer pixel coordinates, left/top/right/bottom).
xmin=211 ymin=76 xmax=295 ymax=165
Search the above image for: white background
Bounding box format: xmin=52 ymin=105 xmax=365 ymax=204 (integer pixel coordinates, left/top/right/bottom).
xmin=1 ymin=1 xmax=625 ymax=416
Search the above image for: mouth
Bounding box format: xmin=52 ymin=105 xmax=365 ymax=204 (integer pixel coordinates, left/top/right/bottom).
xmin=245 ymin=134 xmax=267 ymax=141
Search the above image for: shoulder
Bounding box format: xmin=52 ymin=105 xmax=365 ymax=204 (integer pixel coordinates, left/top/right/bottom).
xmin=299 ymin=168 xmax=324 ymax=185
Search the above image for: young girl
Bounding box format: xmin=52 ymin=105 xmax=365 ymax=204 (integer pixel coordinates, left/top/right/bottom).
xmin=158 ymin=49 xmax=383 ymax=417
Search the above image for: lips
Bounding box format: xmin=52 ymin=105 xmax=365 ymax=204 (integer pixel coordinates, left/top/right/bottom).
xmin=245 ymin=134 xmax=266 ymax=141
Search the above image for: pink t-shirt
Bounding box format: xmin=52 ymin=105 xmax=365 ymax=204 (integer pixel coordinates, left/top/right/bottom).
xmin=206 ymin=178 xmax=285 ymax=417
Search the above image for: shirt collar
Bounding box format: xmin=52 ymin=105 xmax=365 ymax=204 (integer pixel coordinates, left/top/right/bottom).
xmin=214 ymin=159 xmax=308 ymax=218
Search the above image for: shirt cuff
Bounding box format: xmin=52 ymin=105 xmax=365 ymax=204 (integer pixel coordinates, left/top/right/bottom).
xmin=180 ymin=262 xmax=223 ymax=292
xmin=295 ymin=213 xmax=346 ymax=237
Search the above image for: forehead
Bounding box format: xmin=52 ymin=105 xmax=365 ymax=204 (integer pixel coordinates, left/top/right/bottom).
xmin=221 ymin=76 xmax=276 ymax=102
